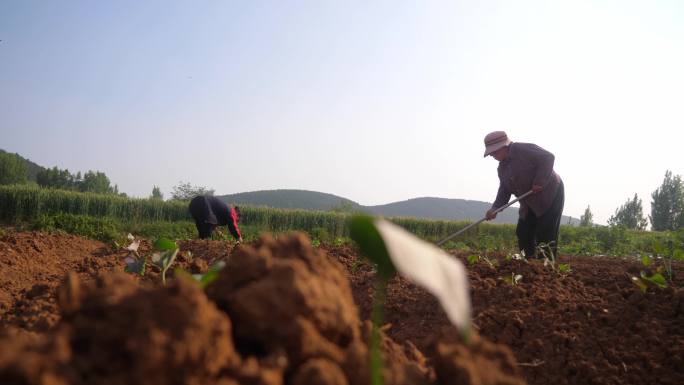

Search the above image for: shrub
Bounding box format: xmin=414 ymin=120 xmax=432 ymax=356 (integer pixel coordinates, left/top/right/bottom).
xmin=33 ymin=213 xmax=120 ymax=243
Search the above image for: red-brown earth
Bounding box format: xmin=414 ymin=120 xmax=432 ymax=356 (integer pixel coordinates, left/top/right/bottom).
xmin=0 ymin=230 xmax=682 ymax=385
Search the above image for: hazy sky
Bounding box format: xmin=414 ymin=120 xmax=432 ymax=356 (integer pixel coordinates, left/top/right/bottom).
xmin=1 ymin=1 xmax=683 ymax=225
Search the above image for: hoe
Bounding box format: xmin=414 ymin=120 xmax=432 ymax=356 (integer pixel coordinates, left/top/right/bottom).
xmin=436 ymin=190 xmax=533 ymax=247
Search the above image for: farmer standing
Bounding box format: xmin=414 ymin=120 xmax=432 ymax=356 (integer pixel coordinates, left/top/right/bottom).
xmin=483 ymin=131 xmax=564 ymax=258
xmin=188 ymin=195 xmax=243 ymax=242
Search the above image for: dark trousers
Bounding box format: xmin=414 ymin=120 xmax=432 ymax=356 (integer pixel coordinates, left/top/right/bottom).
xmin=195 ymin=222 xmax=215 ymax=239
xmin=516 ymin=181 xmax=565 ymax=259
xmin=189 ymin=196 xmax=217 ymax=239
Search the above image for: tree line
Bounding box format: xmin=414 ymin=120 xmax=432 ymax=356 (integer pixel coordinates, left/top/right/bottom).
xmin=0 ymin=151 xmax=214 ymax=201
xmin=0 ymin=151 xmax=122 ymax=195
xmin=580 ymin=170 xmax=684 ymax=231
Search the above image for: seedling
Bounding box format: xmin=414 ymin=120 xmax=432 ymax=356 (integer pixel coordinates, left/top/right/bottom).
xmin=350 ymin=215 xmax=471 ymax=385
xmin=631 ymin=271 xmax=667 ymax=292
xmin=652 ymin=239 xmax=684 ymax=283
xmin=123 ymin=235 xmax=146 ymax=276
xmin=505 ymin=252 xmax=526 ymax=262
xmin=630 ymin=253 xmax=667 ymax=292
xmin=124 ymin=254 xmax=146 ymax=276
xmin=184 ymin=251 xmax=194 ymax=263
xmin=350 ymin=258 xmax=365 ymax=274
xmin=175 ymin=260 xmax=226 ymax=289
xmin=537 ymin=242 xmax=572 ymax=275
xmin=151 ymin=238 xmax=179 ymax=286
xmin=502 ymin=273 xmax=523 ymax=286
xmin=467 ymin=254 xmax=498 ymax=269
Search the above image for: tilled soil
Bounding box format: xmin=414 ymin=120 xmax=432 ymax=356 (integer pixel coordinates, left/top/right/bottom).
xmin=1 ymin=230 xmax=682 ymax=385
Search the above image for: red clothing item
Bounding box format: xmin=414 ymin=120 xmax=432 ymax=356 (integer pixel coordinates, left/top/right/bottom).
xmin=229 ymin=206 xmax=241 ymax=239
xmin=492 ymin=142 xmax=562 ymax=219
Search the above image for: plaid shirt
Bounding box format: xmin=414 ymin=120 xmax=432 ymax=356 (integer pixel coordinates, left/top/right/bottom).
xmin=492 ymin=142 xmax=562 ymax=219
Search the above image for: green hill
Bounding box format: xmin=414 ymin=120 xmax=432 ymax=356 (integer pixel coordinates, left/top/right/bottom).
xmin=218 ymin=189 xmax=580 ymax=225
xmin=218 ymin=189 xmax=363 ymax=212
xmin=0 ymin=149 xmax=45 ymax=182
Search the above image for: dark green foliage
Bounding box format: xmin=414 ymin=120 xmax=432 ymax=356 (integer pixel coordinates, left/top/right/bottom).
xmin=0 ymin=149 xmax=44 ymax=182
xmin=36 ymin=167 xmax=116 ymax=194
xmin=0 ymin=152 xmax=28 ymax=185
xmin=608 ymin=194 xmax=648 ymax=230
xmin=650 ymin=171 xmax=684 ymax=231
xmin=36 ymin=167 xmax=77 ymax=190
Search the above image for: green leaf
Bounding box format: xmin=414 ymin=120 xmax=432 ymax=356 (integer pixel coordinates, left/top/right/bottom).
xmin=673 ymin=248 xmax=684 ymax=261
xmin=467 ymin=255 xmax=479 ymax=265
xmin=558 ymin=263 xmax=572 ymax=273
xmin=349 ymin=215 xmax=396 ymax=280
xmin=199 ymin=261 xmax=226 ymax=288
xmin=640 ymin=255 xmax=652 ymax=267
xmin=640 ymin=271 xmax=667 ymax=288
xmin=153 ymin=238 xmax=178 ymax=251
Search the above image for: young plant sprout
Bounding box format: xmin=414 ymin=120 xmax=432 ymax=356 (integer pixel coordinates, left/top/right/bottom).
xmin=537 ymin=241 xmax=571 ymax=275
xmin=151 ymin=238 xmax=179 ymax=286
xmin=174 ymin=260 xmax=226 ymax=289
xmin=192 ymin=260 xmax=226 ymax=288
xmin=630 ymin=251 xmax=668 ymax=292
xmin=467 ymin=254 xmax=498 ymax=269
xmin=502 ymin=273 xmax=523 ymax=286
xmin=653 ymin=239 xmax=684 ymax=283
xmin=557 ymin=263 xmax=572 ymax=274
xmin=123 ymin=235 xmax=145 ymax=276
xmin=350 ymin=215 xmax=471 ymax=385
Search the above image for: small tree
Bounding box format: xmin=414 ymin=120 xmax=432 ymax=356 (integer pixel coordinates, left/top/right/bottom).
xmin=79 ymin=171 xmax=114 ymax=194
xmin=609 ymin=193 xmax=648 ymax=230
xmin=650 ymin=171 xmax=684 ymax=231
xmin=171 ymin=181 xmax=214 ymax=201
xmin=151 ymin=186 xmax=164 ymax=200
xmin=0 ymin=152 xmax=28 ymax=185
xmin=579 ymin=206 xmax=593 ymax=227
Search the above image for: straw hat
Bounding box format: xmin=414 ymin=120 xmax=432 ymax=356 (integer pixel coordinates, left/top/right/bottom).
xmin=483 ymin=131 xmax=512 ymax=157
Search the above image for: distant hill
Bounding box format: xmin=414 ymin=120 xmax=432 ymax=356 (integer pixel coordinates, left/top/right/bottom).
xmin=219 ymin=189 xmax=580 ymax=225
xmin=219 ymin=189 xmax=363 ymax=211
xmin=0 ymin=149 xmax=45 ymax=182
xmin=366 ymin=197 xmax=521 ymax=224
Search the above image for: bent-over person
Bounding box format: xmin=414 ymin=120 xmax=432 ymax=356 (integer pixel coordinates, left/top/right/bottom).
xmin=189 ymin=195 xmax=243 ymax=242
xmin=483 ymin=131 xmax=564 ymax=258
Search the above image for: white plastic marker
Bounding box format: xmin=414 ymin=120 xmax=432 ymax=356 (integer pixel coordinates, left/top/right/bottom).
xmin=373 ymin=219 xmax=471 ymax=334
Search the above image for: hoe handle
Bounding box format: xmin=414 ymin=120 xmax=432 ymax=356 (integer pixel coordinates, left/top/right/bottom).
xmin=436 ymin=190 xmax=534 ymax=247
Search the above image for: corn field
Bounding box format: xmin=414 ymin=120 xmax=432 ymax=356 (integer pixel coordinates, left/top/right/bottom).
xmin=0 ymin=185 xmax=671 ymax=255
